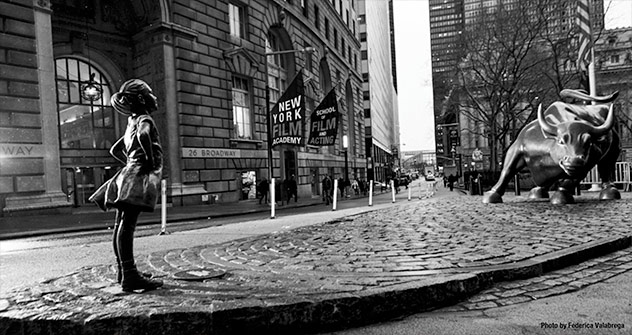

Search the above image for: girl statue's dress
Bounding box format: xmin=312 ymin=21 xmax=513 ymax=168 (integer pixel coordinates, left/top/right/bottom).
xmin=89 ymin=79 xmax=164 ymax=292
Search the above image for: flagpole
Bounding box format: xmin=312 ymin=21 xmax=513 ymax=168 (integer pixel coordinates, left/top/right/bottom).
xmin=264 ymin=47 xmax=314 ymax=182
xmin=588 ymin=47 xmax=596 ymax=102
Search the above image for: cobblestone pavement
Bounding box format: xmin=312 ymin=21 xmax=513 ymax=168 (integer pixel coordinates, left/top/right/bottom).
xmin=1 ymin=192 xmax=631 ymax=335
xmin=441 ymin=246 xmax=632 ymax=312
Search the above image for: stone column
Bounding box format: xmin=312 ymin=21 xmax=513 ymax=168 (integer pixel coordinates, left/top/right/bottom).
xmin=134 ymin=23 xmax=206 ymax=205
xmin=3 ymin=1 xmax=71 ymax=215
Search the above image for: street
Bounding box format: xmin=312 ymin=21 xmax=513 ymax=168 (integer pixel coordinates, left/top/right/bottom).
xmin=1 ymin=184 xmax=631 ymax=335
xmin=0 ymin=182 xmax=437 ymax=295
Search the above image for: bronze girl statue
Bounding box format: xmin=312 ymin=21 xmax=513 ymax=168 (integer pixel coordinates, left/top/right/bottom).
xmin=90 ymin=79 xmax=164 ymax=292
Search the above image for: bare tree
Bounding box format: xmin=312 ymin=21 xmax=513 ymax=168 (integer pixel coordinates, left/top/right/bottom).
xmin=456 ymin=0 xmax=552 ymax=172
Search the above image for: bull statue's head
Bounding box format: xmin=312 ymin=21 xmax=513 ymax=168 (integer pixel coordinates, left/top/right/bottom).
xmin=537 ymin=103 xmax=614 ymax=178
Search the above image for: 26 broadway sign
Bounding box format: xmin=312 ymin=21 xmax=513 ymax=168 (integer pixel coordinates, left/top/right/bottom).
xmin=271 ymin=71 xmax=304 ymax=147
xmin=308 ymin=88 xmax=339 ymax=146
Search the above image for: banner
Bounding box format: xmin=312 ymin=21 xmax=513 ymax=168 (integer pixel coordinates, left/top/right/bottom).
xmin=307 ymin=88 xmax=339 ymax=146
xmin=271 ymin=70 xmax=305 ymax=147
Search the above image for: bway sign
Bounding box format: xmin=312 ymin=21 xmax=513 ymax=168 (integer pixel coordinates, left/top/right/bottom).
xmin=308 ymin=88 xmax=339 ymax=146
xmin=271 ymin=71 xmax=305 ymax=147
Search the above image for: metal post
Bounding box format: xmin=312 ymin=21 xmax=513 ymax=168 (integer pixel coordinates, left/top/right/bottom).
xmin=270 ymin=178 xmax=276 ymax=219
xmin=344 ymin=150 xmax=348 ymax=190
xmin=408 ymin=185 xmax=411 ymax=201
xmin=514 ymin=175 xmax=520 ymax=196
xmin=332 ymin=178 xmax=338 ymax=211
xmin=369 ymin=180 xmax=373 ymax=206
xmin=265 ymin=60 xmax=273 ymax=183
xmin=391 ymin=179 xmax=395 ymax=203
xmin=159 ymin=179 xmax=169 ymax=235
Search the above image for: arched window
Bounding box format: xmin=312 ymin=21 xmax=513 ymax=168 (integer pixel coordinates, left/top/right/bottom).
xmin=55 ymin=57 xmax=116 ymax=149
xmin=266 ymin=33 xmax=288 ymax=105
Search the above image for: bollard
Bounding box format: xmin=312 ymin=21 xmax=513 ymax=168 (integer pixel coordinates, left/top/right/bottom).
xmin=270 ymin=178 xmax=276 ymax=219
xmin=391 ymin=180 xmax=396 ymax=203
xmin=408 ymin=185 xmax=411 ymax=201
xmin=332 ymin=178 xmax=338 ymax=211
xmin=369 ymin=180 xmax=373 ymax=206
xmin=418 ymin=181 xmax=422 ymax=199
xmin=159 ymin=179 xmax=169 ymax=235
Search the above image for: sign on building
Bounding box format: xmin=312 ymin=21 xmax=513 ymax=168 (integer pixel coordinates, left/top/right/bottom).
xmin=307 ymin=88 xmax=339 ymax=146
xmin=271 ymin=70 xmax=305 ymax=147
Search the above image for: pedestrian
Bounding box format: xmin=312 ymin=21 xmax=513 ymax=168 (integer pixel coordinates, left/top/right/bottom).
xmin=359 ymin=179 xmax=366 ymax=196
xmin=448 ymin=174 xmax=455 ymax=191
xmin=322 ymin=174 xmax=332 ymax=205
xmin=89 ymin=79 xmax=163 ymax=293
xmin=351 ymin=178 xmax=359 ymax=196
xmin=287 ymin=174 xmax=298 ymax=202
xmin=338 ymin=177 xmax=345 ymax=198
xmin=257 ymin=178 xmax=269 ymax=204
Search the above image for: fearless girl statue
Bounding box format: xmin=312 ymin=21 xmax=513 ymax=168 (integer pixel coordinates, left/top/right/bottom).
xmin=90 ymin=79 xmax=164 ymax=292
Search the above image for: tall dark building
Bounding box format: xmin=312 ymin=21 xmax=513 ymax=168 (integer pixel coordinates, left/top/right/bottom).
xmin=428 ymin=0 xmax=464 ymax=168
xmin=429 ymin=0 xmax=606 ymax=170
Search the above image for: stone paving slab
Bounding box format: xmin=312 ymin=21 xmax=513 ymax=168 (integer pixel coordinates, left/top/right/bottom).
xmin=1 ymin=193 xmax=631 ymax=335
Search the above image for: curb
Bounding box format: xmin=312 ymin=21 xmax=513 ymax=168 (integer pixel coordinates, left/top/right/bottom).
xmin=2 ymin=235 xmax=629 ymax=335
xmin=0 ymin=200 xmax=326 ymax=241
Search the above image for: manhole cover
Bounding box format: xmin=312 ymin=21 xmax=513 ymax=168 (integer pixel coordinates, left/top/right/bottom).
xmin=173 ymin=268 xmax=226 ymax=281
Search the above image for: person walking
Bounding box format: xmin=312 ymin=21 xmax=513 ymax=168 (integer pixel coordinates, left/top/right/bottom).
xmin=338 ymin=177 xmax=345 ymax=198
xmin=287 ymin=174 xmax=298 ymax=202
xmin=89 ymin=79 xmax=164 ymax=293
xmin=448 ymin=174 xmax=455 ymax=191
xmin=351 ymin=178 xmax=359 ymax=196
xmin=257 ymin=178 xmax=269 ymax=204
xmin=322 ymin=174 xmax=332 ymax=205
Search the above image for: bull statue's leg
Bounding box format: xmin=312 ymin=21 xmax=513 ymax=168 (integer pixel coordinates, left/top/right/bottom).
xmin=528 ymin=186 xmax=549 ymax=199
xmin=550 ymin=179 xmax=578 ymax=205
xmin=483 ymin=145 xmax=525 ymax=204
xmin=597 ymin=131 xmax=621 ymax=200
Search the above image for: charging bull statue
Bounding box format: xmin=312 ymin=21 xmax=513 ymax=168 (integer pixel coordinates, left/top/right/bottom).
xmin=483 ymin=89 xmax=621 ymax=205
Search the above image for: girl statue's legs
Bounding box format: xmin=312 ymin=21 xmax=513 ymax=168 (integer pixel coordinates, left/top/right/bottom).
xmin=112 ymin=210 xmax=152 ymax=284
xmin=116 ymin=208 xmax=163 ymax=292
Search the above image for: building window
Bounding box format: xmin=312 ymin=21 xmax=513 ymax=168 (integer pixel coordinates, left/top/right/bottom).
xmin=55 ymin=57 xmax=116 ymax=149
xmin=266 ymin=34 xmax=288 ymax=104
xmin=342 ymin=39 xmax=346 ymax=58
xmin=346 ymin=9 xmax=349 ymax=24
xmin=314 ymin=5 xmax=320 ymax=30
xmin=302 ymin=0 xmax=308 ymax=17
xmin=232 ymin=76 xmax=252 ymax=139
xmin=334 ymin=28 xmax=338 ymax=49
xmin=610 ymin=54 xmax=620 ymax=63
xmin=325 ymin=18 xmax=330 ymax=40
xmin=229 ymin=3 xmax=246 ymax=39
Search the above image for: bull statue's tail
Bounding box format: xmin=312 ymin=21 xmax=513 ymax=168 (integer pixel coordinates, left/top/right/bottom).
xmin=560 ymin=89 xmax=619 ymax=103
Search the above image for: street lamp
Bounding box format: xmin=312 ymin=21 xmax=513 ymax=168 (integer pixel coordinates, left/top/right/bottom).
xmin=264 ymin=47 xmax=315 ymax=181
xmin=343 ymin=135 xmax=349 ymax=183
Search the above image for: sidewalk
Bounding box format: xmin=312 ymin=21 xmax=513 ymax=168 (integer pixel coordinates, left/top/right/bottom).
xmin=0 ymin=195 xmax=328 ymax=240
xmin=1 ymin=191 xmax=630 ymax=335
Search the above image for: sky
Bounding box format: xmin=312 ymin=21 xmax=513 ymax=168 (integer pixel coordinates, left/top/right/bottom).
xmin=393 ymin=0 xmax=632 ymax=153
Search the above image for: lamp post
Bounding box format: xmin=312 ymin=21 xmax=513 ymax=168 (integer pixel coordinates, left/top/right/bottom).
xmin=264 ymin=47 xmax=315 ymax=182
xmin=343 ymin=135 xmax=349 ymax=184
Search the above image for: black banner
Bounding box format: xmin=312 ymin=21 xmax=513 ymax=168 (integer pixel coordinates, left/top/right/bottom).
xmin=307 ymin=88 xmax=339 ymax=146
xmin=271 ymin=71 xmax=305 ymax=147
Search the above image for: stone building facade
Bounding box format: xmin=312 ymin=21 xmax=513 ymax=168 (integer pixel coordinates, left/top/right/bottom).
xmin=0 ymin=0 xmax=365 ymax=215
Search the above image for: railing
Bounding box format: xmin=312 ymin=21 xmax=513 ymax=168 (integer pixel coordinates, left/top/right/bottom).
xmin=580 ymin=162 xmax=632 ymax=191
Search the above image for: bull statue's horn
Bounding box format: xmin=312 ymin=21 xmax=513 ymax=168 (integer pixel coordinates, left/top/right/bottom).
xmin=537 ymin=103 xmax=556 ymax=136
xmin=591 ymin=103 xmax=615 ymax=136
xmin=560 ymin=89 xmax=619 ymax=103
